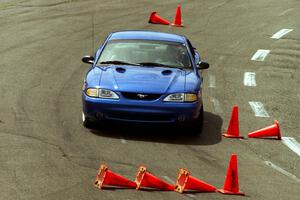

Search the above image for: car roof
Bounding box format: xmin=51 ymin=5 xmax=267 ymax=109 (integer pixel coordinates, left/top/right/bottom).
xmin=109 ymin=30 xmax=186 ymax=43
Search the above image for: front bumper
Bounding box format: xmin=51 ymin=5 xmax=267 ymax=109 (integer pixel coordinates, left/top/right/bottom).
xmin=82 ymin=92 xmax=202 ymax=124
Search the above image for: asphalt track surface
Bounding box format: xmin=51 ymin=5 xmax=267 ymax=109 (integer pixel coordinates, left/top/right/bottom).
xmin=0 ymin=0 xmax=299 ymax=199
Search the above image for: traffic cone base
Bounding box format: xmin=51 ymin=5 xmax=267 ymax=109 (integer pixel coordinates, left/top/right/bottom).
xmin=222 ymin=133 xmax=244 ymax=139
xmin=174 ymin=168 xmax=188 ymax=193
xmin=171 ymin=23 xmax=184 ymax=27
xmin=94 ymin=164 xmax=136 ymax=189
xmin=218 ymin=154 xmax=244 ymax=195
xmin=248 ymin=120 xmax=281 ymax=140
xmin=175 ymin=168 xmax=216 ymax=193
xmin=135 ymin=166 xmax=174 ymax=191
xmin=94 ymin=164 xmax=107 ymax=189
xmin=135 ymin=166 xmax=146 ymax=190
xmin=148 ymin=12 xmax=170 ymax=25
xmin=218 ymin=189 xmax=245 ymax=196
xmin=222 ymin=105 xmax=244 ymax=138
xmin=171 ymin=5 xmax=184 ymax=27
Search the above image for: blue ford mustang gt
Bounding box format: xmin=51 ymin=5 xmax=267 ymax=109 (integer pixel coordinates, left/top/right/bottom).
xmin=81 ymin=30 xmax=209 ymax=134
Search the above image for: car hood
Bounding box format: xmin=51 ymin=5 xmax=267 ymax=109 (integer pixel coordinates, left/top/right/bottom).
xmin=93 ymin=65 xmax=189 ymax=94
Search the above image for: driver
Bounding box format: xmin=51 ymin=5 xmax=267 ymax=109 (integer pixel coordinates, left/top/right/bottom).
xmin=155 ymin=44 xmax=190 ymax=68
xmin=165 ymin=45 xmax=184 ymax=66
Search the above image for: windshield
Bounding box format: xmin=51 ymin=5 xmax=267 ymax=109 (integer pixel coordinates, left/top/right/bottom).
xmin=97 ymin=39 xmax=192 ymax=69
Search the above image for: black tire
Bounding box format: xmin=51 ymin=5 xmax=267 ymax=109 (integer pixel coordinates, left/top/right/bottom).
xmin=82 ymin=112 xmax=93 ymax=129
xmin=187 ymin=106 xmax=204 ymax=136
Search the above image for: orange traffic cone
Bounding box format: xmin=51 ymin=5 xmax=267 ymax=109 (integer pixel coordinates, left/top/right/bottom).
xmin=218 ymin=154 xmax=244 ymax=195
xmin=222 ymin=105 xmax=244 ymax=138
xmin=172 ymin=5 xmax=184 ymax=27
xmin=94 ymin=164 xmax=137 ymax=189
xmin=248 ymin=120 xmax=281 ymax=140
xmin=148 ymin=12 xmax=170 ymax=25
xmin=174 ymin=168 xmax=216 ymax=193
xmin=135 ymin=166 xmax=174 ymax=190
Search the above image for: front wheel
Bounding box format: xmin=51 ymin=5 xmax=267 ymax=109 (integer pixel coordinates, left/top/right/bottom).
xmin=82 ymin=112 xmax=93 ymax=128
xmin=187 ymin=106 xmax=204 ymax=136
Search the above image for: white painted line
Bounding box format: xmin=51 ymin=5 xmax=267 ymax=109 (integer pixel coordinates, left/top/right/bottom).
xmin=264 ymin=161 xmax=300 ymax=182
xmin=249 ymin=101 xmax=270 ymax=117
xmin=282 ymin=137 xmax=300 ymax=157
xmin=278 ymin=8 xmax=294 ymax=16
xmin=120 ymin=137 xmax=127 ymax=144
xmin=208 ymin=75 xmax=216 ymax=88
xmin=251 ymin=49 xmax=270 ymax=61
xmin=186 ymin=194 xmax=197 ymax=198
xmin=208 ymin=1 xmax=226 ymax=9
xmin=271 ymin=29 xmax=293 ymax=39
xmin=243 ymin=72 xmax=256 ymax=86
xmin=121 ymin=139 xmax=127 ymax=144
xmin=162 ymin=176 xmax=175 ymax=184
xmin=163 ymin=175 xmax=196 ymax=198
xmin=229 ymin=38 xmax=243 ymax=48
xmin=211 ymin=98 xmax=223 ymax=114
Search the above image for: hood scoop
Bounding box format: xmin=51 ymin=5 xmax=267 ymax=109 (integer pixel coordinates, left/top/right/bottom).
xmin=161 ymin=70 xmax=172 ymax=76
xmin=108 ymin=66 xmax=185 ymax=93
xmin=115 ymin=67 xmax=126 ymax=73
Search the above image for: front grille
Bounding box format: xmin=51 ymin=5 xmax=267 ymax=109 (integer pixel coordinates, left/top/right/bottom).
xmin=105 ymin=113 xmax=173 ymax=122
xmin=121 ymin=92 xmax=161 ymax=101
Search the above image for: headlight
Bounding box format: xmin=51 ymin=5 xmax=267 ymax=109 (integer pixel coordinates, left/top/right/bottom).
xmin=85 ymin=88 xmax=119 ymax=99
xmin=185 ymin=93 xmax=198 ymax=102
xmin=163 ymin=93 xmax=198 ymax=102
xmin=86 ymin=88 xmax=98 ymax=97
xmin=98 ymin=89 xmax=119 ymax=99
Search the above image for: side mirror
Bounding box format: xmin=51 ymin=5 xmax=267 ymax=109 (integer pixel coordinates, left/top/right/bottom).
xmin=197 ymin=61 xmax=209 ymax=70
xmin=82 ymin=55 xmax=95 ymax=64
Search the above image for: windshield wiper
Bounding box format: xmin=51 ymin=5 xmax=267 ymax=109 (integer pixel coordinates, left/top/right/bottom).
xmin=138 ymin=62 xmax=168 ymax=67
xmin=138 ymin=62 xmax=185 ymax=70
xmin=99 ymin=60 xmax=140 ymax=66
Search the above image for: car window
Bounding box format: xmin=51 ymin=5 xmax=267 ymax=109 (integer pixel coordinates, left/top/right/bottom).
xmin=97 ymin=39 xmax=192 ymax=68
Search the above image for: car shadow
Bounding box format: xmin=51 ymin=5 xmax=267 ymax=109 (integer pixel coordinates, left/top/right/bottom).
xmin=89 ymin=111 xmax=222 ymax=145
